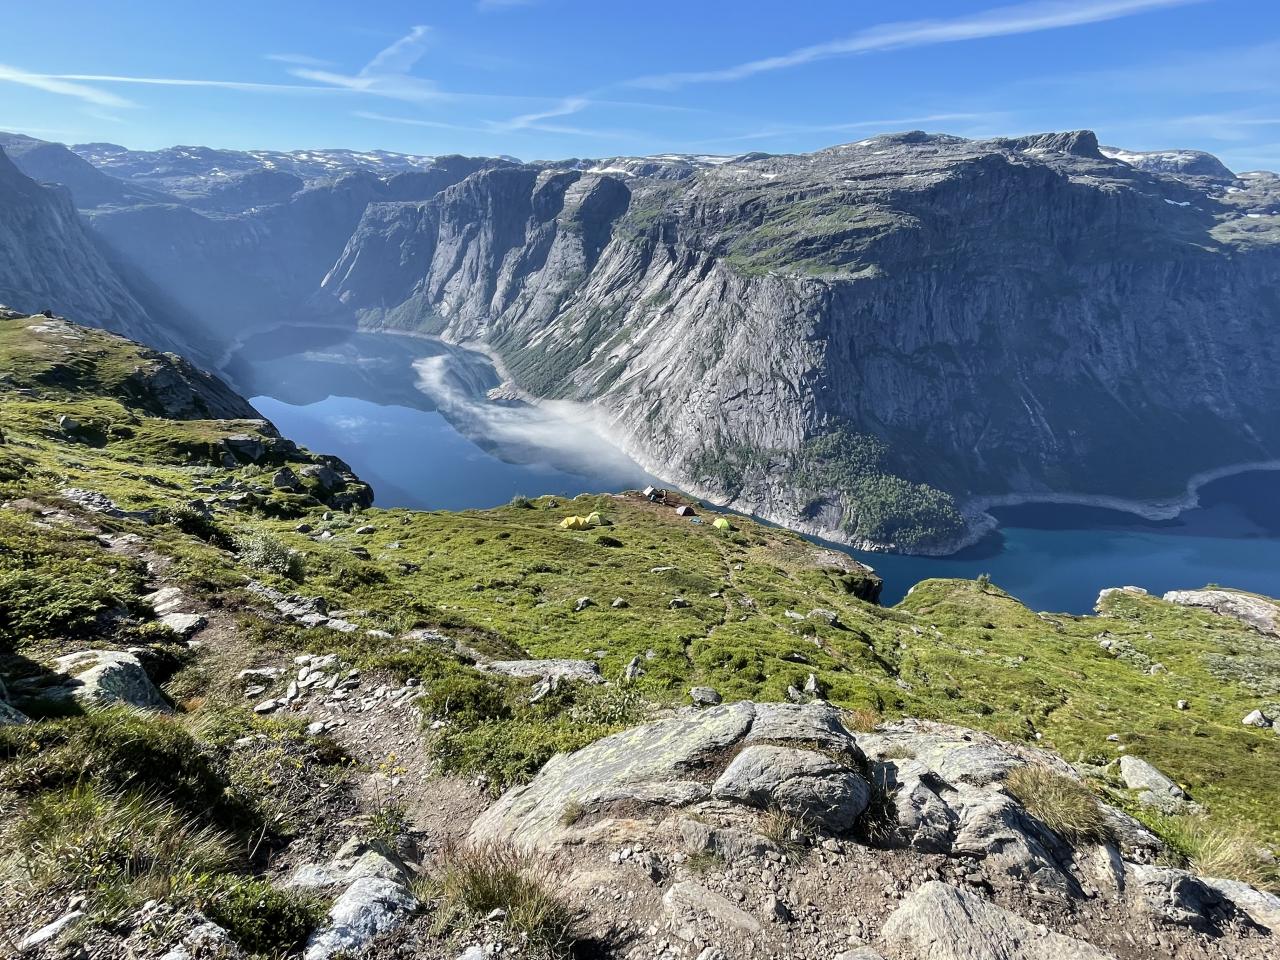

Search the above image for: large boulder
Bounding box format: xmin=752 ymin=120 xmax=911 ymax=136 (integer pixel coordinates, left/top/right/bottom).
xmin=469 ymin=701 xmax=867 ymax=850
xmin=881 ymin=881 xmax=1117 ymax=959
xmin=48 ymin=650 xmax=170 ymax=711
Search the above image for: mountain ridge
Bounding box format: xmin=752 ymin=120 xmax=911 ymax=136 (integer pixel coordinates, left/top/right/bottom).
xmin=4 ymin=127 xmax=1279 ymax=553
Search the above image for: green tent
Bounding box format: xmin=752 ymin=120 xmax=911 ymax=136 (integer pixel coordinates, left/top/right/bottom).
xmin=712 ymin=517 xmax=732 ymax=531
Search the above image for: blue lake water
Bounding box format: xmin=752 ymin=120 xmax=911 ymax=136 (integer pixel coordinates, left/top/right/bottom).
xmin=228 ymin=327 xmax=1280 ymax=615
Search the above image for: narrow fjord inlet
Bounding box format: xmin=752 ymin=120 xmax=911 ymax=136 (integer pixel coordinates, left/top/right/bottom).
xmin=2 ymin=3 xmax=1279 ymax=959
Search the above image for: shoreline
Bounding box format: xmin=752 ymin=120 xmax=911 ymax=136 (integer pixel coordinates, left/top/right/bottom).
xmin=223 ymin=322 xmax=1280 ymax=560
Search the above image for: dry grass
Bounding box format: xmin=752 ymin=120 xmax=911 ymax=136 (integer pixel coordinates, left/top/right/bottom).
xmin=758 ymin=806 xmax=815 ymax=859
xmin=841 ymin=707 xmax=881 ymax=733
xmin=1150 ymin=814 xmax=1280 ymax=892
xmin=431 ymin=841 xmax=578 ymax=956
xmin=1004 ymin=765 xmax=1112 ymax=845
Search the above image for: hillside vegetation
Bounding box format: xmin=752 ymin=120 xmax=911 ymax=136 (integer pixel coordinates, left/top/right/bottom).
xmin=1 ymin=313 xmax=1278 ymax=956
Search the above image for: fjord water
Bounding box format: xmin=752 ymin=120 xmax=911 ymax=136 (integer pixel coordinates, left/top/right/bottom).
xmin=228 ymin=328 xmax=1280 ymax=615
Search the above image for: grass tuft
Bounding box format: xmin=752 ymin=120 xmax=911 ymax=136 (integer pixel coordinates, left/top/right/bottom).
xmin=432 ymin=842 xmax=578 ymax=956
xmin=1005 ymin=765 xmax=1112 ymax=845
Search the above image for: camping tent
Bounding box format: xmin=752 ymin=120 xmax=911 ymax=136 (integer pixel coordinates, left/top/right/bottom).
xmin=712 ymin=517 xmax=732 ymax=531
xmin=559 ymin=515 xmax=591 ymax=530
xmin=676 ymin=505 xmax=696 ymax=517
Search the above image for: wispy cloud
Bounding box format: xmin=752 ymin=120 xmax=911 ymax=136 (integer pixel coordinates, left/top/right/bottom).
xmin=631 ymin=0 xmax=1203 ymax=89
xmin=495 ymin=97 xmax=588 ymax=131
xmin=264 ymin=53 xmax=334 ymax=67
xmin=0 ymin=63 xmax=135 ymax=108
xmin=49 ymin=73 xmax=347 ymax=94
xmin=288 ymin=25 xmax=440 ymax=103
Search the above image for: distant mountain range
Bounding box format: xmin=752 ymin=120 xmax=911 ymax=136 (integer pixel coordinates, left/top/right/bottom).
xmin=1 ymin=128 xmax=1277 ymax=552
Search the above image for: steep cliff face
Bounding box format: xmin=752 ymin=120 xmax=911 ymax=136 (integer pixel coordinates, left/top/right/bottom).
xmin=85 ymin=159 xmax=513 ymax=343
xmin=0 ymin=147 xmax=179 ymax=351
xmin=325 ymin=131 xmax=1280 ymax=552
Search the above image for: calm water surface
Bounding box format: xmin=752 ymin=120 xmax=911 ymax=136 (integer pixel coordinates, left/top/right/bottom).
xmin=227 ymin=327 xmax=1280 ymax=614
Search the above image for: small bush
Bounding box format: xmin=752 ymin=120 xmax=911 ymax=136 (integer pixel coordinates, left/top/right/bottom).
xmin=366 ymin=800 xmax=412 ymax=844
xmin=234 ymin=531 xmax=304 ymax=580
xmin=432 ymin=842 xmax=577 ymax=955
xmin=509 ymin=495 xmax=533 ymax=509
xmin=194 ymin=875 xmax=322 ymax=953
xmin=417 ymin=671 xmax=511 ymax=727
xmin=153 ymin=503 xmax=233 ymax=548
xmin=1005 ymin=766 xmax=1111 ymax=845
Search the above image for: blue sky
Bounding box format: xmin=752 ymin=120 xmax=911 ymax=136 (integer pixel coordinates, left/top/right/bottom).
xmin=1 ymin=0 xmax=1278 ymax=170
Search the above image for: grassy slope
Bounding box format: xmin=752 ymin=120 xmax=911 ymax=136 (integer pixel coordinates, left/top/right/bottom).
xmin=1 ymin=314 xmax=1278 ymax=848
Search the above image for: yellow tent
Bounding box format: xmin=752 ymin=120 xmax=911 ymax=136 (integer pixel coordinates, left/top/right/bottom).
xmin=712 ymin=517 xmax=732 ymax=531
xmin=585 ymin=511 xmax=604 ymax=526
xmin=559 ymin=515 xmax=591 ymax=530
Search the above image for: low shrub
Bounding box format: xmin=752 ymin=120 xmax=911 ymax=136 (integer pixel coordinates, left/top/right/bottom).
xmin=194 ymin=875 xmax=323 ymax=953
xmin=1004 ymin=765 xmax=1111 ymax=845
xmin=234 ymin=531 xmax=304 ymax=581
xmin=153 ymin=503 xmax=233 ymax=549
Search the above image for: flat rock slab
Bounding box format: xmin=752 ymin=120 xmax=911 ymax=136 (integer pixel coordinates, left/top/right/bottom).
xmin=712 ymin=744 xmax=869 ymax=830
xmin=484 ymin=659 xmax=604 ymax=684
xmin=471 ymin=701 xmax=756 ymax=849
xmin=881 ymin=881 xmax=1116 ymax=959
xmin=471 ymin=701 xmax=869 ymax=850
xmin=663 ymin=880 xmax=762 ymax=938
xmin=1163 ymin=589 xmax=1280 ymax=637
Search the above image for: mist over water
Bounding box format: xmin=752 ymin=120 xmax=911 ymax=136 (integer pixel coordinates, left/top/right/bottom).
xmin=229 ymin=326 xmax=653 ymax=511
xmin=229 ymin=326 xmax=1280 ymax=614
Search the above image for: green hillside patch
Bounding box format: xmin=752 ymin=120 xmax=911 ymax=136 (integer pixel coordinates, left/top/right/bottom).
xmin=0 ymin=312 xmax=1278 ymax=863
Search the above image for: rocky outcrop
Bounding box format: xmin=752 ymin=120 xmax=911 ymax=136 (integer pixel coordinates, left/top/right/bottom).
xmin=1163 ymin=589 xmax=1280 ymax=637
xmin=470 ymin=701 xmax=868 ymax=850
xmin=468 ymin=703 xmax=1277 ymax=958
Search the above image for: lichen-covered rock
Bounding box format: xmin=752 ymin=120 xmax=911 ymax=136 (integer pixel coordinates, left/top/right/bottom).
xmin=48 ymin=649 xmax=169 ymax=711
xmin=881 ymin=881 xmax=1117 ymax=959
xmin=469 ymin=701 xmax=865 ymax=850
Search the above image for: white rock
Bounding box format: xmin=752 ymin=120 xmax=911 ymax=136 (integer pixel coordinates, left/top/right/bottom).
xmin=19 ymin=910 xmax=84 ymax=951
